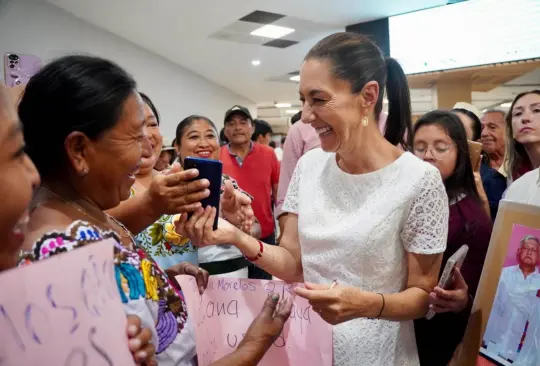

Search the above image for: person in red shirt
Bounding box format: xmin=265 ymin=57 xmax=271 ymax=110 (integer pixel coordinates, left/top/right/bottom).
xmin=220 ymin=105 xmax=280 ymax=279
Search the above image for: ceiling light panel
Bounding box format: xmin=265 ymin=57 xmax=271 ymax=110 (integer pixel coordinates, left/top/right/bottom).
xmin=251 ymin=25 xmax=295 ymax=39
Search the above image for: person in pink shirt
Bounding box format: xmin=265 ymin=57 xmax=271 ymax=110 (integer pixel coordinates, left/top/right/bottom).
xmin=276 ymin=111 xmax=388 ymax=235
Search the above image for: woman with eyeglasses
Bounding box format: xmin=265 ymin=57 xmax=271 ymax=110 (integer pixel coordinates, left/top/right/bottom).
xmin=412 ymin=110 xmax=492 ymax=365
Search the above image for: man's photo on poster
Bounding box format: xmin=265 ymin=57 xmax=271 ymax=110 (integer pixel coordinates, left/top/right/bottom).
xmin=480 ymin=224 xmax=540 ymax=366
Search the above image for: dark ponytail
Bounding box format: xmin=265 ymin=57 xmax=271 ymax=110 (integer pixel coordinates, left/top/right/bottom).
xmin=305 ymin=33 xmax=412 ymax=149
xmin=384 ymin=58 xmax=412 ymax=150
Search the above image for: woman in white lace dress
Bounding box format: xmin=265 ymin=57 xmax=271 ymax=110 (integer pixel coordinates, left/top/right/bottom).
xmin=177 ymin=33 xmax=449 ymax=365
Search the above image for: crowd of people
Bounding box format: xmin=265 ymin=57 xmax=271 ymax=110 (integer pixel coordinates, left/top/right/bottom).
xmin=1 ymin=31 xmax=540 ymax=365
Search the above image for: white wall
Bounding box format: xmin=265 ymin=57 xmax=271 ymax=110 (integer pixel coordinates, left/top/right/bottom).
xmin=0 ymin=0 xmax=255 ymax=140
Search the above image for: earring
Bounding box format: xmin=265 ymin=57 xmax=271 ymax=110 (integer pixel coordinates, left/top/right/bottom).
xmin=79 ymin=169 xmax=88 ymax=177
xmin=362 ymin=116 xmax=369 ymax=127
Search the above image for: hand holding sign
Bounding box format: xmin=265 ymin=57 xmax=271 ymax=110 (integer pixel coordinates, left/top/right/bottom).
xmin=177 ymin=276 xmax=333 ymax=366
xmin=0 ymin=239 xmax=134 ymax=365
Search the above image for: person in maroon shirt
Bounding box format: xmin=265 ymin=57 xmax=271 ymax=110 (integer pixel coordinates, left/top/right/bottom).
xmin=412 ymin=110 xmax=493 ymax=365
xmin=220 ymin=105 xmax=280 ymax=279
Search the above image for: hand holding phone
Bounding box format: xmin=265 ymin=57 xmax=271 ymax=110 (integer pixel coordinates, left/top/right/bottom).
xmin=3 ymin=53 xmax=42 ymax=87
xmin=182 ymin=157 xmax=222 ymax=230
xmin=426 ymin=245 xmax=469 ymax=319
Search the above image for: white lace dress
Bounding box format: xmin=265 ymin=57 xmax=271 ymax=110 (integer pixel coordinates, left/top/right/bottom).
xmin=282 ymin=149 xmax=448 ymax=366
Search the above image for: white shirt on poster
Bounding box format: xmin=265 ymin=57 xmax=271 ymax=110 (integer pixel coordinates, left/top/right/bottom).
xmin=483 ymin=265 xmax=540 ymax=361
xmin=503 ymin=168 xmax=540 ymax=364
xmin=282 ymin=149 xmax=448 ymax=366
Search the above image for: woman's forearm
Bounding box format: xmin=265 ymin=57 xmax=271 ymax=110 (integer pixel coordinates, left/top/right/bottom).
xmin=358 ymin=288 xmax=430 ymax=321
xmin=234 ymin=230 xmax=303 ymax=282
xmin=107 ymin=192 xmax=160 ymax=235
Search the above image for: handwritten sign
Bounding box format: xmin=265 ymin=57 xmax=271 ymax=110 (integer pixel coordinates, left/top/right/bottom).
xmin=0 ymin=239 xmax=134 ymax=365
xmin=177 ymin=276 xmax=333 ymax=366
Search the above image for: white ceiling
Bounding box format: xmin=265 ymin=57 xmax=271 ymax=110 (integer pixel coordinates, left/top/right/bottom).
xmin=43 ymin=0 xmax=540 ymax=123
xmin=44 ymin=0 xmax=447 ymax=105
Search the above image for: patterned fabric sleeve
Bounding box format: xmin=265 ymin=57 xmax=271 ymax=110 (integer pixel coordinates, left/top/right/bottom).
xmin=400 ymin=168 xmax=449 ymax=254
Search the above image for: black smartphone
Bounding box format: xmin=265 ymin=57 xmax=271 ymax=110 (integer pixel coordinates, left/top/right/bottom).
xmin=183 ymin=157 xmax=223 ymax=230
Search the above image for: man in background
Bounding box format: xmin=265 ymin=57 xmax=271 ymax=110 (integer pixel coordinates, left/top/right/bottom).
xmin=155 ymin=138 xmax=176 ymax=171
xmin=252 ymin=119 xmax=273 ymax=146
xmin=220 ymin=106 xmax=280 ymax=280
xmin=481 ymin=110 xmax=507 ymax=174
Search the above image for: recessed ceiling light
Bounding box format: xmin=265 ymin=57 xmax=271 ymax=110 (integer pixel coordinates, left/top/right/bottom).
xmin=251 ymin=60 xmax=261 ymax=66
xmin=500 ymin=102 xmax=511 ymax=108
xmin=286 ymin=109 xmax=299 ymax=114
xmin=251 ymin=25 xmax=295 ymax=39
xmin=275 ymin=103 xmax=291 ymax=108
xmin=289 ymin=75 xmax=300 ymax=82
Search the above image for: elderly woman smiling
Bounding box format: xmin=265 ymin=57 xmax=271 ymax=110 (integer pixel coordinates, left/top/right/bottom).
xmin=17 ymin=55 xmax=292 ymax=366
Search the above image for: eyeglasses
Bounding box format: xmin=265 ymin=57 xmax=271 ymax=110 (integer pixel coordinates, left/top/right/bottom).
xmin=413 ymin=145 xmax=453 ymax=160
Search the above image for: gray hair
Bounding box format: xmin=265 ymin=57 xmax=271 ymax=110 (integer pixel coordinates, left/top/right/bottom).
xmin=520 ymin=235 xmax=540 ymax=248
xmin=482 ymin=109 xmax=506 ymax=119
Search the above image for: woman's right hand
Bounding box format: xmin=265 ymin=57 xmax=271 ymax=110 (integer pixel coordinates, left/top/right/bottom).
xmin=174 ymin=206 xmax=239 ymax=247
xmin=144 ymin=163 xmax=211 ymax=216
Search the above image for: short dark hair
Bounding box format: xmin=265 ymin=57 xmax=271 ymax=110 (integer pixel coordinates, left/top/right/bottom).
xmin=291 ymin=112 xmax=302 ymax=125
xmin=219 ymin=128 xmax=228 ymax=146
xmin=452 ymin=108 xmax=482 ymax=141
xmin=251 ymin=119 xmax=273 ymax=142
xmin=414 ymin=110 xmax=479 ymax=203
xmin=139 ymin=92 xmax=160 ymax=125
xmin=19 ymin=55 xmax=137 ymax=179
xmin=305 ymin=32 xmax=412 ymax=149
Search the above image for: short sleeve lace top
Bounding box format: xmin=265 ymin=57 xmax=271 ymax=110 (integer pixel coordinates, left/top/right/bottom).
xmin=283 ymin=149 xmax=449 ymax=366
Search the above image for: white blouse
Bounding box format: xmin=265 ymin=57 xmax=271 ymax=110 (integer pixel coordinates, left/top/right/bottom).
xmin=283 ymin=149 xmax=448 ymax=366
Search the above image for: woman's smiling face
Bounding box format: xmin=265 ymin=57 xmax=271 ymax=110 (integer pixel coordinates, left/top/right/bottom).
xmin=178 ymin=119 xmax=220 ymax=162
xmin=0 ymin=85 xmax=40 ymax=270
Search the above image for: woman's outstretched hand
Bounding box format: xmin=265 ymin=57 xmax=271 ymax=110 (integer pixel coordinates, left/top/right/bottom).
xmin=239 ymin=294 xmax=293 ymax=354
xmin=165 ymin=262 xmax=210 ymax=295
xmin=174 ymin=206 xmax=239 ymax=247
xmin=145 ymin=163 xmax=210 ymax=215
xmin=220 ymin=180 xmax=255 ymax=233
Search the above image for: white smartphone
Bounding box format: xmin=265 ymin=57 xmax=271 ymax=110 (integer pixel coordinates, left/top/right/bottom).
xmin=426 ymin=245 xmax=469 ymax=320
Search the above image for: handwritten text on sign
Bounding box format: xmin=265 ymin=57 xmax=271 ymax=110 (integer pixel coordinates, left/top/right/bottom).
xmin=177 ymin=276 xmax=333 ymax=366
xmin=0 ymin=239 xmax=134 ymax=365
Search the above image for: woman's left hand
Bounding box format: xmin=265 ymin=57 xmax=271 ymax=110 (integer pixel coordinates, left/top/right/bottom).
xmin=165 ymin=262 xmax=210 ymax=295
xmin=221 ymin=180 xmax=254 ymax=233
xmin=126 ymin=315 xmax=157 ymax=365
xmin=428 ymin=267 xmax=469 ymax=314
xmin=295 ymin=282 xmax=367 ymax=325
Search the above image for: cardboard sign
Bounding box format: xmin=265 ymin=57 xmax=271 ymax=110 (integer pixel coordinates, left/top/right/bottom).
xmin=454 ymin=201 xmax=540 ymax=366
xmin=177 ymin=276 xmax=333 ymax=366
xmin=0 ymin=239 xmax=134 ymax=365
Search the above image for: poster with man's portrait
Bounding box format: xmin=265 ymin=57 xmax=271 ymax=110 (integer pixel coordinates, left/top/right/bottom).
xmin=479 ymin=225 xmax=540 ymax=365
xmin=454 ymin=201 xmax=540 ymax=366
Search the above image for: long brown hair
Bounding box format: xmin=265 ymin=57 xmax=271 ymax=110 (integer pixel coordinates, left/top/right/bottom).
xmin=504 ymin=90 xmax=540 ymax=181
